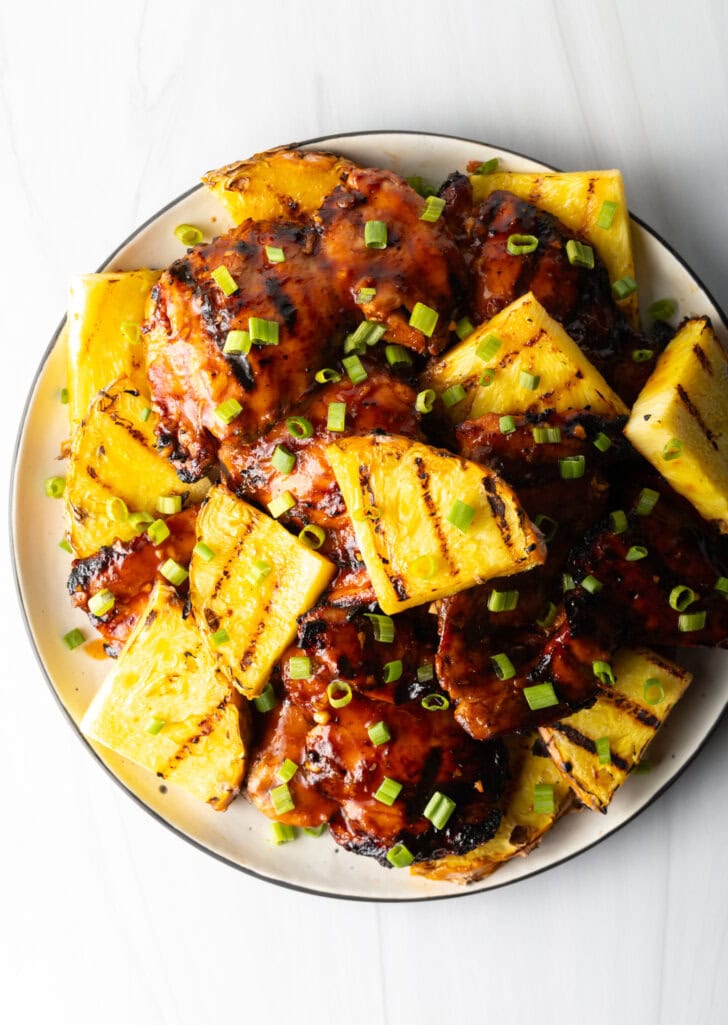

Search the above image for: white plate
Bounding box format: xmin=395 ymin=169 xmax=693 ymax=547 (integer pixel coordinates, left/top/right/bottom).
xmin=11 ymin=131 xmax=728 ymax=901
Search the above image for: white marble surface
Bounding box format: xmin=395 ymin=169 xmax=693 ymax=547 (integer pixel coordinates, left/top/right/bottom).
xmin=2 ymin=1 xmax=728 ymax=1022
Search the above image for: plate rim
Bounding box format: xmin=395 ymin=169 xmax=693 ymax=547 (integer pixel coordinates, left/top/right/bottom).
xmin=10 ymin=127 xmax=728 ymax=903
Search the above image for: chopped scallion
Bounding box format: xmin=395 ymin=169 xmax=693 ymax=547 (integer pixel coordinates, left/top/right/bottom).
xmin=374 ymin=777 xmax=402 ymax=806
xmin=592 ymin=660 xmax=616 ymax=686
xmin=249 ymin=559 xmax=272 ymax=587
xmin=581 ymin=575 xmax=603 ymax=594
xmin=519 ymin=370 xmax=541 ymax=390
xmin=415 ymin=389 xmax=436 ymax=413
xmin=419 ymin=195 xmax=446 ymax=223
xmin=211 ymin=627 xmax=229 ymax=646
xmin=595 ymin=737 xmax=612 ymax=766
xmin=303 ymin=823 xmax=327 ymax=837
xmin=365 ymin=613 xmax=395 ymax=643
xmin=609 ymin=509 xmax=628 ymax=534
xmin=193 ymin=542 xmax=215 ymax=562
xmin=491 ymin=652 xmax=516 ymax=680
xmin=174 ymin=223 xmax=203 ymax=246
xmin=421 ymin=693 xmax=449 ymax=711
xmin=88 ymin=589 xmax=115 ymax=618
xmin=447 ymin=499 xmax=475 ymax=534
xmin=44 ymin=476 xmax=65 ymax=499
xmin=327 ymin=679 xmax=353 ymax=708
xmin=214 ymin=398 xmax=243 ymax=425
xmin=669 ymin=585 xmax=697 ymax=611
xmin=487 ymin=589 xmax=519 ymax=613
xmin=416 ymin=663 xmax=435 ymax=683
xmin=270 ymin=783 xmax=295 ymax=816
xmin=455 ymin=317 xmax=474 ymax=340
xmin=355 ymin=287 xmax=377 ymax=304
xmin=160 ymin=558 xmax=189 ymax=587
xmin=249 ymin=317 xmax=279 ymax=345
xmin=315 ymin=368 xmax=342 ymax=384
xmin=106 ymin=497 xmax=129 ymax=523
xmin=60 ymin=387 xmax=69 ymax=404
xmin=146 ymin=718 xmax=165 ymax=735
xmin=678 ymin=611 xmax=706 ymax=632
xmin=409 ymin=302 xmax=439 ymax=337
xmin=58 ymin=539 xmax=73 ymax=554
xmin=386 ymin=843 xmax=414 ymax=868
xmin=715 ymin=577 xmax=728 ymax=596
xmin=648 ymin=298 xmax=677 ymax=321
xmin=506 ymin=233 xmax=539 ymax=255
xmin=643 ymin=678 xmax=665 ymax=705
xmin=565 ymin=239 xmax=595 ymax=269
xmin=383 ymin=660 xmax=403 ymax=683
xmin=632 ymin=349 xmax=654 ymax=363
xmin=299 ymin=524 xmax=326 ymax=550
xmin=364 ymin=220 xmax=388 ymax=249
xmin=342 ymin=354 xmax=368 ymax=384
xmin=536 ymin=602 xmax=558 ymax=630
xmin=499 ymin=414 xmax=516 ymax=434
xmin=523 ymin=682 xmax=558 ymax=711
xmin=635 ymin=487 xmax=660 ymax=516
xmin=368 ymin=721 xmax=391 ymax=746
xmin=267 ymin=491 xmax=296 ymax=518
xmin=385 ymin=344 xmax=413 ymax=367
xmin=474 ymin=158 xmax=499 ymax=175
xmin=156 ymin=494 xmax=182 ymax=515
xmin=532 ymin=426 xmax=562 ymax=444
xmin=476 ymin=334 xmax=502 ymax=362
xmin=662 ymin=438 xmax=683 ymax=461
xmin=286 ymin=415 xmax=314 ymax=439
xmin=596 ymin=200 xmax=618 ymax=229
xmin=223 ymin=329 xmax=252 ymax=354
xmin=533 ymin=783 xmax=555 ymax=814
xmin=559 ymin=455 xmax=586 ymax=479
xmin=277 ymin=758 xmax=299 ymax=783
xmin=147 ymin=519 xmax=170 ymax=546
xmin=63 ymin=628 xmax=85 ymax=650
xmin=534 ymin=513 xmax=558 ymax=543
xmin=272 ymin=823 xmax=297 ymax=844
xmin=271 ymin=444 xmax=296 ymax=475
xmin=288 ymin=656 xmax=312 ymax=680
xmin=626 ymin=545 xmax=648 ymax=561
xmin=265 ymin=245 xmax=285 ymax=264
xmin=442 ymin=384 xmax=467 ymax=408
xmin=327 ymin=402 xmax=346 ymax=432
xmin=254 ymin=683 xmax=277 ymax=713
xmin=593 ymin=432 xmax=612 ymax=452
xmin=423 ymin=791 xmax=456 ymax=830
xmin=211 ymin=266 xmax=238 ymax=296
xmin=411 ymin=553 xmax=437 ymax=579
xmin=612 ymin=276 xmax=638 ymax=300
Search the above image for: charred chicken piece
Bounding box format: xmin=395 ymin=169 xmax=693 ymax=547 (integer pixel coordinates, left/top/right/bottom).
xmin=317 ymin=166 xmax=467 ymax=355
xmin=145 ymin=219 xmax=347 ymax=481
xmin=220 ymin=363 xmax=423 ymax=569
xmin=67 ymin=508 xmax=197 ymax=656
xmin=468 ymin=190 xmax=656 ymax=403
xmin=566 ymin=473 xmax=728 ymax=650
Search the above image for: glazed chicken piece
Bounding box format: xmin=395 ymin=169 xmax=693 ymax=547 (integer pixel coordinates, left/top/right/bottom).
xmin=220 ymin=363 xmax=423 ymax=568
xmin=468 ymin=190 xmax=656 ymax=403
xmin=67 ymin=508 xmax=197 ymax=656
xmin=247 ymin=687 xmax=508 ymax=865
xmin=435 ymin=411 xmax=624 ymax=740
xmin=566 ymin=469 xmax=728 ymax=651
xmin=145 ymin=218 xmax=347 ymax=480
xmin=317 ymin=165 xmax=467 ymax=355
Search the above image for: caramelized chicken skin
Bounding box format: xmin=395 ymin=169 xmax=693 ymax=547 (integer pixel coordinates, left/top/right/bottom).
xmin=67 ymin=508 xmax=197 ymax=655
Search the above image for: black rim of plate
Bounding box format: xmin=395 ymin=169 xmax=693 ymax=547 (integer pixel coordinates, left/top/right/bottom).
xmin=10 ymin=129 xmax=728 ymax=903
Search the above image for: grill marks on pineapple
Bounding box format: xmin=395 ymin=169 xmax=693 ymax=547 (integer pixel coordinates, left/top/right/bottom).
xmin=677 ymin=384 xmax=719 ymax=450
xmin=157 ymin=698 xmax=230 ymax=778
xmin=547 ymin=721 xmax=630 ymax=772
xmin=596 ymin=682 xmax=662 ymax=730
xmin=693 ymin=343 xmax=713 ymax=375
xmin=413 ymin=456 xmax=457 ymax=577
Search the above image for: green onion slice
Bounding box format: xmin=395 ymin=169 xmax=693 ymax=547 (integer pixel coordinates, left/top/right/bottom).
xmin=89 ymin=589 xmax=115 ymax=617
xmin=562 ymin=573 xmax=576 ymax=592
xmin=447 ymin=499 xmax=475 ymax=534
xmin=374 ymin=777 xmax=402 ymax=806
xmin=355 ymin=287 xmax=377 ymax=304
xmin=174 ymin=223 xmax=203 ymax=246
xmin=455 ymin=317 xmax=474 ymax=340
xmin=669 ymin=585 xmax=697 ymax=611
xmin=156 ymin=494 xmax=183 ymax=515
xmin=474 ymin=158 xmax=499 ymax=175
xmin=442 ymin=384 xmax=467 ymax=408
xmin=214 ymin=398 xmax=243 ymax=425
xmin=385 ymin=344 xmax=413 ymax=367
xmin=327 ymin=402 xmax=346 ymax=433
xmin=625 ymin=544 xmax=648 ymax=562
xmin=421 ymin=693 xmax=450 ymax=711
xmin=210 ymin=628 xmax=229 ymax=646
xmin=193 ymin=542 xmax=215 ymax=562
xmin=643 ymin=678 xmax=665 ymax=705
xmin=211 ymin=266 xmax=238 ymax=296
xmin=272 ymin=823 xmax=297 ymax=844
xmin=327 ymin=679 xmax=353 ymax=708
xmin=648 ymin=298 xmax=677 ymax=321
xmin=249 ymin=317 xmax=279 ymax=345
xmin=593 ymin=432 xmax=612 ymax=453
xmin=365 ymin=614 xmax=395 ymax=643
xmin=368 ymin=721 xmax=391 ymax=746
xmin=487 ymin=589 xmax=519 ymax=613
xmin=60 ymin=387 xmax=69 ymax=404
xmin=662 ymin=438 xmax=683 ymax=461
xmin=609 ymin=509 xmax=628 ymax=534
xmin=59 ymin=539 xmax=73 ymax=554
xmin=593 ymin=660 xmax=616 ymax=685
xmin=364 ymin=220 xmax=388 ymax=249
xmin=635 ymin=487 xmax=660 ymax=516
xmin=386 ymin=843 xmax=414 ymax=868
xmin=678 ymin=611 xmax=706 ymax=632
xmin=415 ymin=389 xmax=436 ymax=413
xmin=277 ymin=759 xmax=299 ymax=783
xmin=303 ymin=823 xmax=327 ymax=837
xmin=581 ymin=575 xmax=603 ymax=594
xmin=160 ymin=558 xmax=189 ymax=587
xmin=383 ymin=660 xmax=403 ymax=683
xmin=120 ymin=321 xmax=141 ymax=343
xmin=507 ymin=233 xmax=539 ymax=255
xmin=420 ymin=195 xmax=446 ymax=223
xmin=267 ymin=491 xmax=296 ymax=519
xmin=594 ymin=736 xmax=612 ymax=765
xmin=632 ymin=349 xmax=654 ymax=363
xmin=147 ymin=519 xmax=170 ymax=546
xmin=265 ymin=245 xmax=285 ymax=264
xmin=596 ymin=200 xmax=618 ymax=229
xmin=63 ymin=628 xmax=85 ymax=650
xmin=612 ymin=276 xmax=638 ymax=300
xmin=249 ymin=559 xmax=272 ymax=587
xmin=286 ymin=416 xmax=314 ymax=439
xmin=519 ymin=370 xmax=541 ymax=390
xmin=480 ymin=368 xmax=496 ymax=387
xmin=559 ymin=455 xmax=586 ymax=479
xmin=288 ymin=656 xmax=312 ymax=680
xmin=476 ymin=334 xmax=502 ymax=362
xmin=536 ymin=602 xmax=558 ymax=630
xmin=146 ymin=718 xmax=165 ymax=735
xmin=491 ymin=653 xmax=516 ymax=680
xmin=533 ymin=783 xmax=555 ymax=814
xmin=271 ymin=444 xmax=296 ymax=475
xmin=416 ymin=663 xmax=435 ymax=683
xmin=565 ymin=239 xmax=595 ymax=269
xmin=499 ymin=414 xmax=516 ymax=434
xmin=409 ymin=302 xmax=439 ymax=337
xmin=299 ymin=524 xmax=326 ymax=550
xmin=533 ymin=426 xmax=562 ymax=444
xmin=347 ymin=320 xmax=387 ymax=349
xmin=106 ymin=497 xmax=129 ymax=523
xmin=270 ymin=782 xmax=295 ymax=816
xmin=714 ymin=577 xmax=728 ymax=596
xmin=411 ymin=553 xmax=437 ymax=579
xmin=523 ymin=682 xmax=558 ymax=710
xmin=45 ymin=476 xmax=66 ymax=498
xmin=315 ymin=368 xmax=342 ymax=385
xmin=423 ymin=791 xmax=456 ymax=830
xmin=254 ymin=683 xmax=277 ymax=713
xmin=140 ymin=407 xmax=152 ymax=422
xmin=342 ymin=354 xmax=368 ymax=384
xmin=223 ymin=329 xmax=252 ymax=355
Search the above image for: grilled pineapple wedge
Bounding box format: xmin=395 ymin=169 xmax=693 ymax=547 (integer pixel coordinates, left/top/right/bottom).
xmin=411 ymin=733 xmax=573 ymax=883
xmin=539 ymin=648 xmax=692 ymax=812
xmin=81 ymin=580 xmax=248 ymax=810
xmin=421 ymin=292 xmax=628 ymax=424
xmin=325 ymin=434 xmax=545 ymax=615
xmin=190 ymin=485 xmax=335 ymax=698
xmin=624 ymin=318 xmax=728 ymax=531
xmin=67 ymin=270 xmax=160 ymax=428
xmin=202 ymin=146 xmax=354 ymax=225
xmin=470 ymin=168 xmax=637 ymax=322
xmin=65 ymin=377 xmax=208 ymax=557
